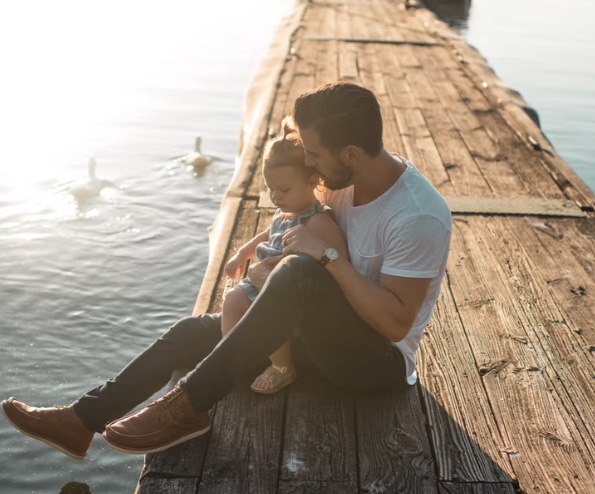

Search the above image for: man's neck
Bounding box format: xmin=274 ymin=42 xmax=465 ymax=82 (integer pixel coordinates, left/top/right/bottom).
xmin=352 ymin=150 xmax=406 ymax=206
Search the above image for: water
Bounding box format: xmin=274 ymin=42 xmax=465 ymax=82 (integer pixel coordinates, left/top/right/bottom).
xmin=0 ymin=1 xmax=593 ymax=492
xmin=0 ymin=1 xmax=293 ymax=492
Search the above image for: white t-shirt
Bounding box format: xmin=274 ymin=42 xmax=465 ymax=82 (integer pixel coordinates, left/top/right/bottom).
xmin=316 ymin=158 xmax=452 ymax=385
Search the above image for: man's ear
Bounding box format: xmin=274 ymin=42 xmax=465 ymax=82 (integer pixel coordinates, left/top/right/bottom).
xmin=341 ymin=145 xmax=361 ymax=163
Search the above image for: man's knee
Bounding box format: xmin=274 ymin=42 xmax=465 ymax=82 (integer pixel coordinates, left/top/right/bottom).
xmin=162 ymin=314 xmax=221 ymax=346
xmin=260 ymin=254 xmax=335 ymax=301
xmin=272 ymin=254 xmax=320 ymax=282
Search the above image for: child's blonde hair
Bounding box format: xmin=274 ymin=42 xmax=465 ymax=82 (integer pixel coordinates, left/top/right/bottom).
xmin=262 ymin=117 xmax=315 ymax=180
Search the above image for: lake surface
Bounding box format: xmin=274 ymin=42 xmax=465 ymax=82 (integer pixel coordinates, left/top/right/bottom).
xmin=0 ymin=1 xmax=593 ymax=492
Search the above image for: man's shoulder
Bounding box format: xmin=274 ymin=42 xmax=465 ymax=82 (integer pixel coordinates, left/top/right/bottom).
xmin=394 ymin=163 xmax=451 ymax=221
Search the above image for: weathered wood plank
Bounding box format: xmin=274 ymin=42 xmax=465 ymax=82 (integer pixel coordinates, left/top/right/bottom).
xmin=198 ymin=385 xmax=285 ymax=494
xmin=338 ymin=47 xmax=359 ymax=81
xmin=411 ymin=40 xmax=564 ymax=199
xmin=137 ymin=435 xmax=209 ymax=483
xmin=418 ymin=288 xmax=515 ymax=482
xmin=313 ymin=5 xmax=339 ymax=86
xmin=536 ymin=217 xmax=595 ymax=278
xmin=277 ymin=481 xmax=357 ymax=494
xmin=358 ymin=15 xmax=406 ymax=154
xmin=420 ymin=106 xmax=492 ymax=196
xmin=438 ymin=482 xmax=517 ymax=494
xmin=135 ymin=477 xmax=199 ymax=494
xmin=281 ymin=370 xmax=357 ymax=484
xmin=356 ymin=386 xmax=438 ymax=493
xmin=394 ymin=107 xmax=455 ymax=194
xmin=403 ymin=66 xmax=441 ymax=110
xmin=448 ymin=217 xmax=595 ymax=492
xmin=492 ymin=218 xmax=595 ymax=457
xmin=336 ymin=8 xmax=359 ymax=81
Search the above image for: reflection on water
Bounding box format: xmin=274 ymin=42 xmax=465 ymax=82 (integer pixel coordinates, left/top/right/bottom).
xmin=59 ymin=482 xmax=92 ymax=494
xmin=422 ymin=0 xmax=471 ymax=33
xmin=0 ymin=1 xmax=294 ymax=493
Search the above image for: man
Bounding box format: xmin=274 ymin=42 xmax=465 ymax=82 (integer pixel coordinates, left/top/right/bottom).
xmin=2 ymin=82 xmax=451 ymax=458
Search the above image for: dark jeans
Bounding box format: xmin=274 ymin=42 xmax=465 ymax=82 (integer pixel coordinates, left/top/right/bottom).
xmin=73 ymin=254 xmax=408 ymax=433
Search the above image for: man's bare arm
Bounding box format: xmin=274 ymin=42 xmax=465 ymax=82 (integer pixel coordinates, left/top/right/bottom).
xmin=326 ymin=259 xmax=431 ymax=341
xmin=281 ymin=224 xmax=430 ymax=341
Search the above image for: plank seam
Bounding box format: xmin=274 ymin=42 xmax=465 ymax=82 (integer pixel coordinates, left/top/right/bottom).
xmin=258 ymin=192 xmax=586 ymax=218
xmin=304 ymin=35 xmax=442 ymax=46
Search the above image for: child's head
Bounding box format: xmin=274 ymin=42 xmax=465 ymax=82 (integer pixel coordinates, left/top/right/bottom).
xmin=262 ymin=118 xmax=319 ymax=214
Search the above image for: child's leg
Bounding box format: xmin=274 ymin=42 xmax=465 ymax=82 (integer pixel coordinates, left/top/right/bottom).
xmin=221 ymin=287 xmax=252 ymax=337
xmin=269 ymin=341 xmax=293 ymax=368
xmin=224 ymin=285 xmax=295 ymax=393
xmin=251 ymin=340 xmax=296 ymax=392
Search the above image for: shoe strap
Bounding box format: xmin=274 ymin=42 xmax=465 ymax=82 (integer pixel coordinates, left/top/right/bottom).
xmin=271 ymin=364 xmax=289 ymax=374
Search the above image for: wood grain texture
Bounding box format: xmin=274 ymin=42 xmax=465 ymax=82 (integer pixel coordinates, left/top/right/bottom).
xmin=199 ymin=385 xmax=285 ymax=494
xmin=438 ymin=482 xmax=517 ymax=494
xmin=277 ymin=481 xmax=358 ymax=494
xmin=356 ymin=386 xmax=438 ymax=494
xmin=135 ymin=477 xmax=199 ymax=494
xmin=282 ymin=372 xmax=357 ymax=483
xmin=448 ymin=217 xmax=595 ymax=492
xmin=418 ymin=287 xmax=515 ymax=482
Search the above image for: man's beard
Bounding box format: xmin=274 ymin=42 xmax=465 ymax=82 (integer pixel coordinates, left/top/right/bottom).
xmin=320 ymin=161 xmax=353 ymax=191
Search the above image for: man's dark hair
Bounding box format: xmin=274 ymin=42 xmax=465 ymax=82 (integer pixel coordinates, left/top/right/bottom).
xmin=292 ymin=82 xmax=383 ymax=157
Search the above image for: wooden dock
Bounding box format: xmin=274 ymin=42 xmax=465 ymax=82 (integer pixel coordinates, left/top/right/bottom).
xmin=135 ymin=1 xmax=595 ymax=492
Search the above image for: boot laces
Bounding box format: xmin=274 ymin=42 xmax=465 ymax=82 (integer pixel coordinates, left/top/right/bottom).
xmin=40 ymin=405 xmax=72 ymax=420
xmin=153 ymin=387 xmax=183 ymax=425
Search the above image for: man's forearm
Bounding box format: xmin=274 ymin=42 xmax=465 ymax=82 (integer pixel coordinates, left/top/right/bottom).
xmin=324 ymin=258 xmax=416 ymax=342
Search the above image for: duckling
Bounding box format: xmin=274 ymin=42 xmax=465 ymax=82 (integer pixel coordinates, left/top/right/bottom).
xmin=180 ymin=136 xmax=212 ymax=170
xmin=69 ymin=158 xmax=116 ymax=201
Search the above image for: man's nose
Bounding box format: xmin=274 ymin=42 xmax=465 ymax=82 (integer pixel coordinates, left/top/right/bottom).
xmin=305 ymin=155 xmax=317 ymax=168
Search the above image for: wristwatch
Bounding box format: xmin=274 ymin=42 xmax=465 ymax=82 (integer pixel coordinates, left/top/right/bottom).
xmin=319 ymin=247 xmax=339 ymax=267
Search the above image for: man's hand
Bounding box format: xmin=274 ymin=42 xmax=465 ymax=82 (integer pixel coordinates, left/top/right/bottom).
xmin=247 ymin=255 xmax=283 ymax=290
xmin=281 ymin=224 xmax=325 ymax=261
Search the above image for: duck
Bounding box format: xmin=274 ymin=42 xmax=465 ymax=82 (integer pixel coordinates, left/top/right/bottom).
xmin=69 ymin=158 xmax=116 ymax=201
xmin=179 ymin=136 xmax=212 ymax=170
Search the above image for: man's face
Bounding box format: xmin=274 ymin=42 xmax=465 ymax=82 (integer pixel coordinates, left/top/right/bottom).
xmin=297 ymin=127 xmax=353 ymax=191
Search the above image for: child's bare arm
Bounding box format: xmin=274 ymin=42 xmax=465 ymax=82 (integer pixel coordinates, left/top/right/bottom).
xmin=224 ymin=230 xmax=269 ymax=280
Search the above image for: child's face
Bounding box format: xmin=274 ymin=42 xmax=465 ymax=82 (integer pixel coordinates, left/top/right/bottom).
xmin=263 ymin=165 xmax=317 ymax=214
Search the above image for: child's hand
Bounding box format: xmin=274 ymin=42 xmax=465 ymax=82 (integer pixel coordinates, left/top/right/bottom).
xmin=247 ymin=255 xmax=282 ymax=290
xmin=224 ymin=253 xmax=244 ymax=280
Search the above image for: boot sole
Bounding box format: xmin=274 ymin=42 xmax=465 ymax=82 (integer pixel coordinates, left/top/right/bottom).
xmin=1 ymin=401 xmax=87 ymax=460
xmin=102 ymin=424 xmax=211 ymax=455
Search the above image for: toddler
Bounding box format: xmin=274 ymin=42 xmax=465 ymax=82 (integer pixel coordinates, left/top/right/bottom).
xmin=222 ymin=118 xmax=347 ymax=393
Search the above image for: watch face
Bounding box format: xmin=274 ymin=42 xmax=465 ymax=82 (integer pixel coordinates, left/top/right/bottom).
xmin=324 ymin=247 xmax=339 ymax=261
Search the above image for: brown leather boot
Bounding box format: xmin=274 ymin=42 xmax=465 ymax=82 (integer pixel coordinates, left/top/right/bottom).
xmin=1 ymin=398 xmax=94 ymax=460
xmin=102 ymin=384 xmax=210 ymax=454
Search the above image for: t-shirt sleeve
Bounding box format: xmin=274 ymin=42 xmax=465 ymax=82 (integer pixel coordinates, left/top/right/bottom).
xmin=381 ymin=215 xmax=451 ymax=278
